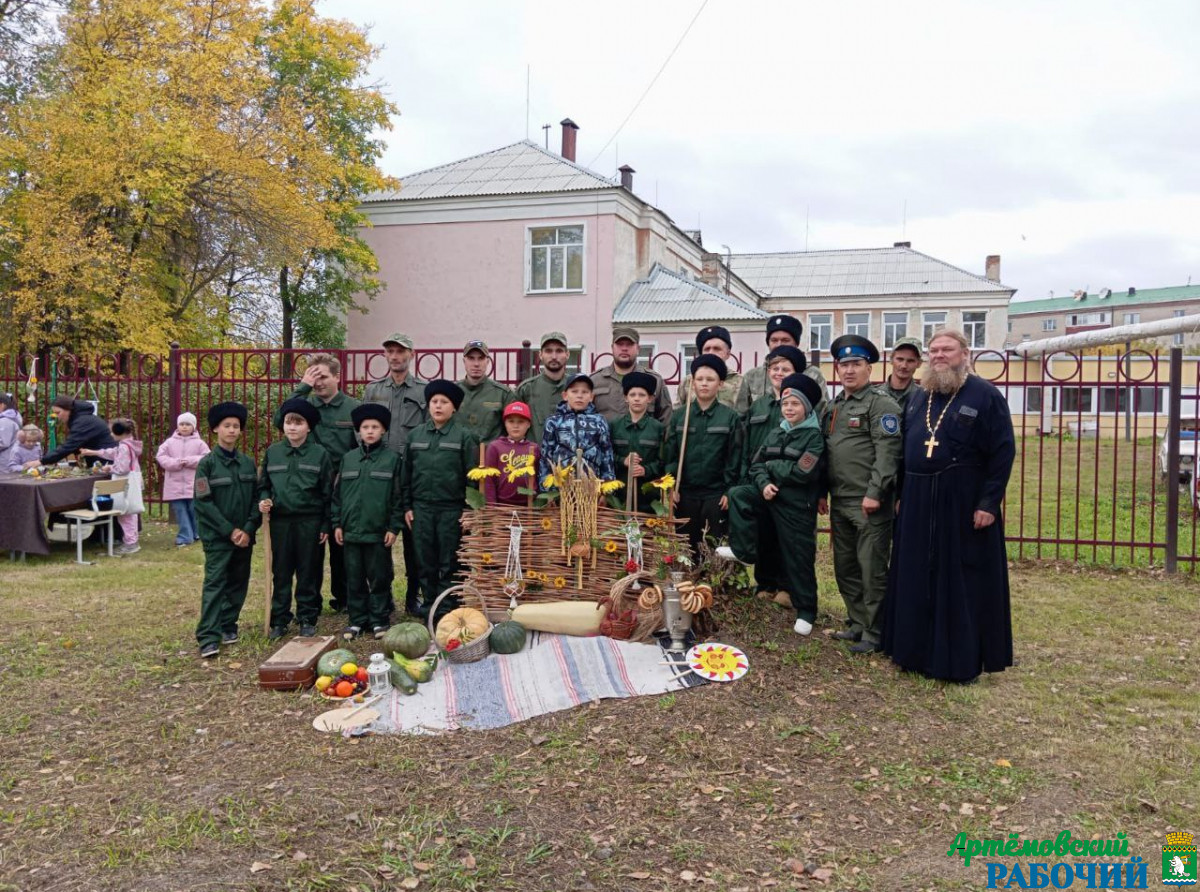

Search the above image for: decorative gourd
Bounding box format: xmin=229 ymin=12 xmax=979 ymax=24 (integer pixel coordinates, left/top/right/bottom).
xmin=435 ymin=607 xmax=490 ymax=647
xmin=512 ymin=601 xmax=607 ymax=636
xmin=316 ymin=648 xmax=356 ymax=679
xmin=490 ymin=620 xmax=527 ymax=655
xmin=382 ymin=622 xmax=431 ymax=660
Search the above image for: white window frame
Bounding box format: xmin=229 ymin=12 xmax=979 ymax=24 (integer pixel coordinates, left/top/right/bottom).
xmin=809 ymin=313 xmax=832 ymax=351
xmin=566 ymin=346 xmax=585 ymax=375
xmin=882 ymin=312 xmax=908 ymax=348
xmin=963 ymin=311 xmax=987 ymax=348
xmin=922 ymin=311 xmax=948 ymax=345
xmin=1042 ymin=319 xmax=1057 ymax=332
xmin=1174 ymin=309 xmax=1186 ymax=346
xmin=1123 ymin=312 xmax=1140 ymax=325
xmin=525 ymin=222 xmax=586 ymax=294
xmin=844 ymin=312 xmax=870 ymax=340
xmin=677 ymin=341 xmax=698 ymax=372
xmin=636 ymin=341 xmax=657 ymax=366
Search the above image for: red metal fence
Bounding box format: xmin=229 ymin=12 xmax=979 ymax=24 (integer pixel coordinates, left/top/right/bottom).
xmin=2 ymin=345 xmax=1196 ymax=571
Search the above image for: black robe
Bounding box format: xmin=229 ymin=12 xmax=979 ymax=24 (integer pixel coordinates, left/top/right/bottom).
xmin=882 ymin=374 xmax=1016 ymax=682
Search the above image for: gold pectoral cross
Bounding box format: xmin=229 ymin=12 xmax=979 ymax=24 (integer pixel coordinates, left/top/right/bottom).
xmin=924 ymin=435 xmax=939 ymax=458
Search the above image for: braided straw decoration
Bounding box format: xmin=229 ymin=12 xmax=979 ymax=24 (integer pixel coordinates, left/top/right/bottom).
xmin=608 ymin=572 xmax=663 ymax=643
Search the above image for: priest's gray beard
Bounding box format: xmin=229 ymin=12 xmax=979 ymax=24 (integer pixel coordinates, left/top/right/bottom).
xmin=923 ymin=364 xmax=970 ymax=394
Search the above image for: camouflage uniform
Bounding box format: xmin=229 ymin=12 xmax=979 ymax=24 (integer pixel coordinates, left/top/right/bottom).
xmin=537 ymin=402 xmax=616 ymax=485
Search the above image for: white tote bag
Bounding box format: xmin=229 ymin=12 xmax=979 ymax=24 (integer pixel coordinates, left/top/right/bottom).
xmin=110 ymin=441 xmax=145 ymax=515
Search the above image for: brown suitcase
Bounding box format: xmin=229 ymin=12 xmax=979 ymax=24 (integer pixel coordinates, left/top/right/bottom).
xmin=258 ymin=636 xmax=338 ymax=691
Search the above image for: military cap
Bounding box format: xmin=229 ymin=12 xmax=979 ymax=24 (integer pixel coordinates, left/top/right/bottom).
xmin=695 ymin=325 xmax=732 ymax=350
xmin=690 ymin=354 xmax=728 ymax=381
xmin=539 ymin=331 xmax=568 ymax=349
xmin=424 ymin=379 xmax=465 ymax=410
xmin=565 ymin=372 xmax=595 ymax=390
xmin=891 ymin=337 xmax=924 ymax=357
xmin=277 ymin=397 xmax=320 ymax=431
xmin=207 ymin=402 xmax=247 ymax=431
xmin=462 ymin=338 xmax=490 ymax=358
xmin=612 ymin=326 xmax=641 ymax=344
xmin=621 ymin=370 xmax=658 ymax=396
xmin=351 ymin=402 xmax=391 ymax=431
xmin=766 ymin=345 xmax=807 ymax=373
xmin=780 ymin=373 xmax=824 ymax=415
xmin=830 ymin=334 xmax=880 ymax=364
xmin=766 ymin=315 xmax=803 ymax=342
xmin=382 ymin=332 xmax=414 ymax=349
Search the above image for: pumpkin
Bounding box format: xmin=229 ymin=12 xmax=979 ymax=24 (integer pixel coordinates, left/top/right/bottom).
xmin=435 ymin=607 xmax=490 ymax=647
xmin=316 ymin=648 xmax=356 ymax=679
xmin=490 ymin=620 xmax=527 ymax=655
xmin=382 ymin=622 xmax=431 ymax=660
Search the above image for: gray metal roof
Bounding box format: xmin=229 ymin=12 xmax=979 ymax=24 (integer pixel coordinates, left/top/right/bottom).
xmin=729 ymin=246 xmax=1012 ymax=298
xmin=614 ymin=263 xmax=768 ymax=324
xmin=362 ymin=140 xmax=617 ymax=202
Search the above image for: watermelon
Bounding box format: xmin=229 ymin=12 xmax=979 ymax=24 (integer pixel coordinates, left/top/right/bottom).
xmin=382 ymin=622 xmax=431 ymax=660
xmin=317 ymin=648 xmax=356 ymax=679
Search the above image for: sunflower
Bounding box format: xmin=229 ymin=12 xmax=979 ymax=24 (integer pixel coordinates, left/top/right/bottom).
xmin=650 ymin=473 xmax=676 ymax=491
xmin=604 ymin=540 xmax=619 ymax=554
xmin=467 ymin=466 xmax=500 ymax=481
xmin=481 ymin=552 xmax=493 ymax=564
xmin=644 ymin=517 xmax=659 ymax=529
xmin=507 ymin=464 xmax=536 ymax=484
xmin=540 ymin=518 xmax=553 ymax=531
xmin=553 ymin=576 xmax=567 ymax=589
xmin=599 ymin=479 xmax=624 ymax=495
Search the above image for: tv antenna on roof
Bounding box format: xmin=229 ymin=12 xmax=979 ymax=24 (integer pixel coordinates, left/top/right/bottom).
xmin=1098 ymin=287 xmax=1112 ymax=300
xmin=541 ymin=123 xmax=550 ymax=150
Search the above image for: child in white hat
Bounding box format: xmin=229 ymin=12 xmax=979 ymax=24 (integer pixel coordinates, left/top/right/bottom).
xmin=156 ymin=411 xmax=211 ymax=546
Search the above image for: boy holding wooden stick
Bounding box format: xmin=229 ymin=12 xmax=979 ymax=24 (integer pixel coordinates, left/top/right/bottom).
xmin=609 ymin=371 xmax=664 ymax=514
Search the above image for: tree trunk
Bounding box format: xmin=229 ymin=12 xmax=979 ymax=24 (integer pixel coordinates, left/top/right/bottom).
xmin=280 ymin=265 xmax=293 ymax=349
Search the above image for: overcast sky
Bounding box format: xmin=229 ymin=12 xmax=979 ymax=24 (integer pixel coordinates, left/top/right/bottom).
xmin=334 ymin=0 xmax=1200 ymax=303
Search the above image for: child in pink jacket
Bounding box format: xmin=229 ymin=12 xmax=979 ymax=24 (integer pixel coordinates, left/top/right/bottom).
xmin=156 ymin=412 xmax=210 ymax=547
xmin=81 ymin=419 xmax=145 ymax=554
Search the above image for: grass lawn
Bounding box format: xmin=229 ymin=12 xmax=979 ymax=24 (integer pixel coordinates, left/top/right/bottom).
xmin=1 ymin=520 xmax=1198 ymax=891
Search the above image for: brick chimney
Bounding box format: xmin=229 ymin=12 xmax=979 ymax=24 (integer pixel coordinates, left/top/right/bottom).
xmin=894 ymin=241 xmax=911 ymax=248
xmin=986 ymin=255 xmax=1001 ymax=282
xmin=560 ymin=118 xmax=579 ymax=162
xmin=618 ymin=164 xmax=635 ymax=190
xmin=700 ymin=252 xmax=722 ymax=288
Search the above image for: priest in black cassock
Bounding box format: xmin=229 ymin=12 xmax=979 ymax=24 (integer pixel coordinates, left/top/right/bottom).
xmin=882 ymin=330 xmax=1016 ymax=683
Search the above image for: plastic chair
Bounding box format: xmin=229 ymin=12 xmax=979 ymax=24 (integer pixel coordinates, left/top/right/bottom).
xmin=59 ymin=477 xmax=129 ymax=564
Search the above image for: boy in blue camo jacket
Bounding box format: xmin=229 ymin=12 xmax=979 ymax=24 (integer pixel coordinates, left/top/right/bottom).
xmin=538 ymin=373 xmax=616 ymax=485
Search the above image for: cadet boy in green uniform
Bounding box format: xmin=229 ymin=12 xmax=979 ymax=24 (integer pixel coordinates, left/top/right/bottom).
xmin=333 ymin=404 xmax=404 ymax=641
xmin=676 ymin=326 xmax=744 ymax=411
xmin=402 ymin=380 xmax=479 ymax=620
xmin=193 ymin=402 xmax=260 ymax=659
xmin=275 ymin=353 xmax=361 ymax=612
xmin=875 ymin=336 xmax=923 ymax=411
xmin=820 ymin=335 xmax=902 ymax=654
xmin=740 ymin=344 xmax=809 ymax=605
xmin=720 ymin=373 xmax=826 ymax=636
xmin=515 ymin=332 xmax=570 ymax=437
xmin=736 ymin=314 xmax=829 ymax=418
xmin=609 ymin=371 xmax=665 ymax=513
xmin=665 ymin=355 xmax=744 ymax=557
xmin=457 ymin=339 xmax=513 ymax=442
xmin=258 ymin=398 xmax=334 ymax=639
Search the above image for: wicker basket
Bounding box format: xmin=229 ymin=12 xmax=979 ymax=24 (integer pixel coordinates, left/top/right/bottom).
xmin=427 ymin=585 xmax=493 ymax=664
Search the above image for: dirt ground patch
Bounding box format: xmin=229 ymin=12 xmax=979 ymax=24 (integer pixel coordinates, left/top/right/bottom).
xmin=1 ymin=524 xmax=1197 ymax=891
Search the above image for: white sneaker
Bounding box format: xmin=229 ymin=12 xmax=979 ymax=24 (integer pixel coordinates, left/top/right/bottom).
xmin=715 ymin=545 xmax=748 ymax=564
xmin=793 ymin=618 xmax=813 ymax=636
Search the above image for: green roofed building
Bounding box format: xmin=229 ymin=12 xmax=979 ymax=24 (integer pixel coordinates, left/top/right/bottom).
xmin=1006 ymin=284 xmax=1200 ymax=350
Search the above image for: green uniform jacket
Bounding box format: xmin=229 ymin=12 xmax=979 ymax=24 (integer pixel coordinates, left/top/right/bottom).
xmin=194 ymin=449 xmax=260 ymax=546
xmin=874 ymin=378 xmax=917 ymax=413
xmin=363 ymin=373 xmax=427 ymax=455
xmin=822 ymin=387 xmax=902 ymax=501
xmin=749 ymin=422 xmax=824 ymax=495
xmin=275 ymin=386 xmax=362 ymax=465
xmin=257 ymin=438 xmax=334 ymax=533
xmin=741 ymin=392 xmax=783 ymax=480
xmin=331 ymin=443 xmax=404 ymax=543
xmin=737 ymin=363 xmax=829 ymax=418
xmin=676 ymin=371 xmax=743 ymax=414
xmin=590 ymin=363 xmax=673 ymax=425
xmin=515 ymin=372 xmax=567 ymax=438
xmin=663 ymin=400 xmax=744 ymax=499
xmin=401 ymin=417 xmax=479 ymax=509
xmin=457 ymin=376 xmax=513 ymax=444
xmin=610 ymin=413 xmax=665 ymax=485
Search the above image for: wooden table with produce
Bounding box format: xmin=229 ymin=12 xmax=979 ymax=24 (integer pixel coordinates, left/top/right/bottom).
xmin=0 ymin=467 xmax=111 ymax=556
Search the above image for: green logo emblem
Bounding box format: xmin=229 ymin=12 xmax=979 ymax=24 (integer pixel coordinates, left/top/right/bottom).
xmin=1164 ymin=831 xmax=1197 ymax=885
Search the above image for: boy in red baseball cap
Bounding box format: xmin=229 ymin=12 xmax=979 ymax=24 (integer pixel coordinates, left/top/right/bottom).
xmin=482 ymin=401 xmax=540 ymax=506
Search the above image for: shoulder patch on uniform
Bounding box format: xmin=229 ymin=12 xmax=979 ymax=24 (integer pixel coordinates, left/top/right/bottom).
xmin=797 ymin=451 xmax=819 ymax=472
xmin=880 ymin=414 xmax=900 ymax=435
xmin=195 ymin=477 xmax=210 ymax=497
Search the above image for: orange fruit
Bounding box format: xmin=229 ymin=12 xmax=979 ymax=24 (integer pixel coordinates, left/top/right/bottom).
xmin=334 ymin=680 xmax=354 ymax=698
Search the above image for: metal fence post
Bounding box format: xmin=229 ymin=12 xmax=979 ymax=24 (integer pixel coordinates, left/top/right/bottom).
xmin=518 ymin=339 xmax=532 ymax=383
xmin=1164 ymin=348 xmax=1182 ymax=574
xmin=168 ymin=342 xmax=181 ymax=425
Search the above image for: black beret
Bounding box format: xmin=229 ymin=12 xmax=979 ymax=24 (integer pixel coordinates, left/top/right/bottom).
xmin=780 ymin=373 xmax=824 ymax=413
xmin=277 ymin=397 xmax=320 ymax=431
xmin=766 ymin=315 xmax=803 ymax=342
xmin=830 ymin=334 xmax=880 ymax=365
xmin=690 ymin=354 xmax=728 ymax=381
xmin=766 ymin=345 xmax=807 ymax=373
xmin=351 ymin=402 xmax=391 ymax=431
xmin=208 ymin=401 xmax=247 ymax=431
xmin=424 ymin=379 xmax=465 ymax=410
xmin=621 ymin=371 xmax=658 ymax=396
xmin=695 ymin=325 xmax=732 ymax=351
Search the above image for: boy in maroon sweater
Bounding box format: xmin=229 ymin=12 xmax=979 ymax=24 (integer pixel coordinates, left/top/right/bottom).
xmin=482 ymin=402 xmax=540 ymax=506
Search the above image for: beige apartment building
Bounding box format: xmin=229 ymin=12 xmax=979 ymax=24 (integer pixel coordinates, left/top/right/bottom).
xmin=1006 ymin=284 xmax=1200 ymax=350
